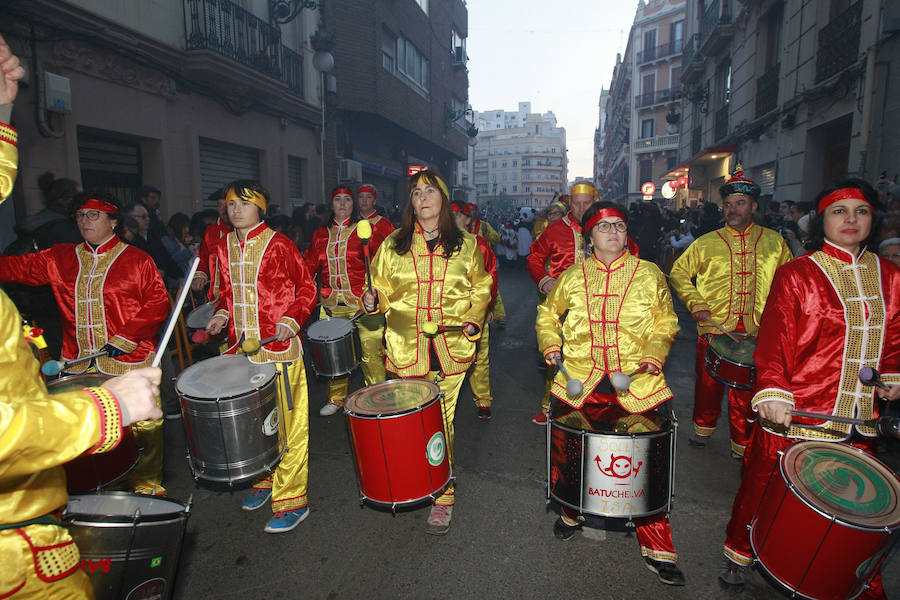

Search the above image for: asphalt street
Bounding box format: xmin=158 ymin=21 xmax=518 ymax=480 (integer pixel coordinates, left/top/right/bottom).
xmin=155 ymin=264 xmax=899 ymax=600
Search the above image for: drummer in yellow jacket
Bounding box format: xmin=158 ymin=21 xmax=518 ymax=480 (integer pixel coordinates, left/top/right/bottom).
xmin=669 ymin=168 xmax=792 ymax=457
xmin=536 ymin=201 xmax=685 ymax=586
xmin=362 ymin=169 xmax=493 ymax=535
xmin=206 ymin=180 xmax=318 ymax=533
xmin=0 ymin=37 xmax=163 ymax=598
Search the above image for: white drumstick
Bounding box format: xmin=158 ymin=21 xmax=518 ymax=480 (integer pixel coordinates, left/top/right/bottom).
xmin=152 ymin=257 xmax=200 ymax=368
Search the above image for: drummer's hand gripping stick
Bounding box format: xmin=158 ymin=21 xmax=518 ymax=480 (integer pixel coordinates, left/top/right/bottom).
xmin=240 ymin=336 xmax=293 ymax=411
xmin=552 ymin=359 xmax=583 ymax=397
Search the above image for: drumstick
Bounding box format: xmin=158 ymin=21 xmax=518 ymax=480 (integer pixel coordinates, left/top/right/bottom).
xmin=357 ymin=219 xmax=374 ymax=292
xmin=790 ymin=409 xmax=879 ymax=428
xmin=240 ymin=335 xmax=278 ymax=355
xmin=859 ymin=366 xmax=890 ymax=391
xmin=610 ymin=365 xmax=648 ymax=391
xmin=705 ymin=319 xmax=741 ymax=343
xmin=553 ymin=359 xmax=584 ymax=397
xmin=41 ymin=349 xmax=110 ymax=376
xmin=152 ymin=257 xmax=200 ymax=368
xmin=422 ymin=322 xmax=478 ymax=336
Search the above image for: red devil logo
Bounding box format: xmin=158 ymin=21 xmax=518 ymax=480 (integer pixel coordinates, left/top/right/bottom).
xmin=595 ymin=454 xmax=642 ymax=478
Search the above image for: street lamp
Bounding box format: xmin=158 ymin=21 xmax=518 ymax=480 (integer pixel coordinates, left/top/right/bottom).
xmin=312 ymin=29 xmax=334 ymax=202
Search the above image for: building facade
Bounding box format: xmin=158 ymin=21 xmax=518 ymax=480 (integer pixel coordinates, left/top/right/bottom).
xmin=671 ymin=0 xmax=898 ymax=208
xmin=596 ymin=0 xmax=686 ymax=207
xmin=2 ymin=0 xmax=323 ymax=241
xmin=471 ymin=102 xmax=567 ymax=212
xmin=321 ymin=0 xmax=470 ymax=216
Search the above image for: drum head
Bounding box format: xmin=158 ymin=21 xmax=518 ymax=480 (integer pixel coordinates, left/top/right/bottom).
xmin=345 ymin=379 xmax=440 ymax=415
xmin=552 ymin=402 xmax=671 ymax=434
xmin=66 ymin=492 xmax=186 ymax=522
xmin=307 ymin=317 xmax=354 ymax=341
xmin=176 ymin=355 xmax=277 ymax=399
xmin=186 ymin=301 xmax=217 ymax=329
xmin=47 ymin=373 xmax=110 ymax=393
xmin=783 ymin=441 xmax=900 ymax=528
xmin=708 ymin=334 xmax=757 ymax=365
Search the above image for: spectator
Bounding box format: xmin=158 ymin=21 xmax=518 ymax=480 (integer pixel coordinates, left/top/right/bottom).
xmin=879 ymin=237 xmax=900 ymax=269
xmin=123 ymin=202 xmax=183 ymax=283
xmin=516 ymin=218 xmax=533 ymax=269
xmin=138 ymin=185 xmax=166 ymax=239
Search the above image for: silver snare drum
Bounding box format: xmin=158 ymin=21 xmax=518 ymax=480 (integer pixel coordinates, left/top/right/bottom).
xmin=305 ymin=317 xmax=361 ymax=378
xmin=65 ymin=492 xmax=190 ymax=600
xmin=548 ymin=408 xmax=676 ymax=519
xmin=175 ymin=355 xmax=283 ymax=485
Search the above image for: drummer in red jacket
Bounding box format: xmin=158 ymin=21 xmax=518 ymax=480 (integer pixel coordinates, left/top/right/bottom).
xmin=206 ymin=180 xmax=317 ymax=533
xmin=719 ymin=179 xmax=900 ymax=595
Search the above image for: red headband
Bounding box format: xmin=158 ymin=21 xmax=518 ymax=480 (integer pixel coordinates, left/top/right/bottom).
xmin=80 ymin=198 xmax=117 ymax=214
xmin=358 ymin=185 xmax=376 ymax=198
xmin=817 ymin=187 xmax=870 ymax=214
xmin=584 ymin=208 xmax=626 ymax=233
xmin=332 ymin=188 xmax=354 ymax=200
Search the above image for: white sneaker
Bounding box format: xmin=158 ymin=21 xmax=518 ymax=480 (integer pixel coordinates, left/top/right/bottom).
xmin=319 ymin=402 xmax=341 ymax=416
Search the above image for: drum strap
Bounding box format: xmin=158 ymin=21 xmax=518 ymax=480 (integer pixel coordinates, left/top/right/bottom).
xmin=0 ymin=513 xmax=62 ymax=531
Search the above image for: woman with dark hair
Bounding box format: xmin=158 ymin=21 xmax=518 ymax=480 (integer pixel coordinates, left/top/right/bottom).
xmin=305 ymin=186 xmax=389 ymax=416
xmin=0 ymin=189 xmax=170 ymax=496
xmin=536 ymin=201 xmax=685 ymax=586
xmin=362 ymin=169 xmax=493 ymax=535
xmin=719 ymin=178 xmax=900 ymax=596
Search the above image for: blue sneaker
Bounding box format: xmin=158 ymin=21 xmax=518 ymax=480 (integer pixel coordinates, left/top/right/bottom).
xmin=264 ymin=507 xmax=309 ymax=533
xmin=241 ymin=488 xmax=272 ymax=511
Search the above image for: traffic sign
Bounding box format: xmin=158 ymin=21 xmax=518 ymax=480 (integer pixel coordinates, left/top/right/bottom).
xmin=641 ymin=182 xmax=656 ymax=196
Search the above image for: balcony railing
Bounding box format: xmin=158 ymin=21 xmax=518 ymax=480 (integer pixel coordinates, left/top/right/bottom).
xmin=681 ymin=34 xmax=703 ymax=84
xmin=634 ymin=87 xmax=682 ymax=108
xmin=636 ymin=38 xmax=684 ymax=64
xmin=815 ymin=1 xmax=862 ymax=83
xmin=184 ymin=0 xmax=303 ymax=96
xmin=755 ymin=62 xmax=780 ymax=118
xmin=700 ymin=0 xmax=733 ymax=54
xmin=634 ymin=134 xmax=679 ymax=153
xmin=714 ymin=105 xmax=729 ymax=141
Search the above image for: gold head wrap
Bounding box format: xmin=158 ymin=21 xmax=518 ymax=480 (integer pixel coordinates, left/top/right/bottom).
xmin=226 ymin=187 xmax=267 ymax=211
xmin=569 ymin=182 xmax=598 ymax=197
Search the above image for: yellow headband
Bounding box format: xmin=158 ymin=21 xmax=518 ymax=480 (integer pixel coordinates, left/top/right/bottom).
xmin=570 ymin=183 xmax=597 ymax=197
xmin=413 ymin=171 xmax=450 ymax=200
xmin=226 ymin=188 xmax=267 ymax=212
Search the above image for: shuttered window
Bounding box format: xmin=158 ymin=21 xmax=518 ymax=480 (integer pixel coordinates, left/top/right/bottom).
xmin=198 ymin=137 xmax=259 ymax=208
xmin=288 ymin=155 xmax=304 ymax=207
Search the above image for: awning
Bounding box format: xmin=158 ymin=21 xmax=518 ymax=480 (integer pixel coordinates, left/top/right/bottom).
xmin=662 ymin=144 xmax=736 ymax=180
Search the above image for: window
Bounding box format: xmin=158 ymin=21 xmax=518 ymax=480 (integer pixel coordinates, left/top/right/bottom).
xmin=501 ymin=161 xmax=507 ymax=167
xmin=288 ymin=155 xmax=304 ymax=205
xmin=716 ymin=59 xmax=732 ymax=106
xmin=397 ymin=38 xmax=429 ymax=92
xmin=671 ymin=20 xmax=684 ymax=52
xmin=382 ymin=29 xmax=396 ymax=72
xmin=643 ymin=29 xmax=657 ymax=55
xmin=414 ymin=0 xmax=428 ymax=15
xmin=512 ymin=185 xmax=518 ymax=192
xmin=641 ymin=118 xmax=655 ymax=139
xmin=639 ymin=159 xmax=653 ymax=184
xmin=492 ymin=160 xmax=497 ymax=168
xmin=512 ymin=160 xmax=517 ymax=166
xmin=451 ymin=28 xmax=466 ymax=57
xmin=667 ymin=156 xmax=677 ymax=170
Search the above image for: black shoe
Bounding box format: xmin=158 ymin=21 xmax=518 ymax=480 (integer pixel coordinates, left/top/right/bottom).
xmin=718 ymin=558 xmax=746 ymax=593
xmin=553 ymin=516 xmax=580 ymax=541
xmin=687 ymin=434 xmax=707 ymax=449
xmin=477 ymin=407 xmax=492 ymax=421
xmin=645 ymin=557 xmax=686 ymax=586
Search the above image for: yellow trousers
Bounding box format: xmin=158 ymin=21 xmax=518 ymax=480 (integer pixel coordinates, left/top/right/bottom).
xmin=492 ymin=292 xmax=506 ymax=321
xmin=252 ymin=360 xmax=310 ymax=513
xmin=321 ymin=306 xmax=387 ymax=405
xmin=124 ymin=417 xmax=164 ymax=495
xmin=469 ymin=323 xmax=492 ymax=408
xmin=429 ymin=370 xmax=466 ymax=507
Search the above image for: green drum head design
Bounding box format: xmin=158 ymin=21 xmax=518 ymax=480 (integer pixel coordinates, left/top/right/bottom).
xmin=708 ymin=334 xmax=757 ymax=365
xmin=785 ymin=442 xmax=900 ymax=528
xmin=345 ymin=379 xmax=440 ymax=415
xmin=427 ymin=432 xmax=446 ymax=466
xmin=47 ymin=374 xmax=110 ymax=394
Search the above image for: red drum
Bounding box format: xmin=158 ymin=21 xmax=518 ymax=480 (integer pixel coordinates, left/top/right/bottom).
xmin=704 ymin=334 xmax=757 ymax=390
xmin=750 ymin=441 xmax=900 ymax=600
xmin=47 ymin=373 xmax=140 ymax=493
xmin=345 ymin=379 xmax=451 ymax=511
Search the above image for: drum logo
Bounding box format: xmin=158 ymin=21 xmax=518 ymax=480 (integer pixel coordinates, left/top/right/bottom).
xmin=595 ymin=453 xmax=643 ymax=479
xmin=262 ymin=409 xmax=280 ymax=436
xmin=426 ymin=432 xmax=446 ymax=466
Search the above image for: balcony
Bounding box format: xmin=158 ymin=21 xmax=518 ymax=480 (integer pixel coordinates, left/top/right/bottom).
xmin=815 ymin=1 xmax=862 ymax=83
xmin=681 ymin=34 xmax=704 ymax=84
xmin=755 ymin=62 xmax=780 ymax=118
xmin=699 ymin=1 xmax=734 ymax=56
xmin=634 ymin=87 xmax=683 ymax=109
xmin=636 ymin=39 xmax=684 ymax=65
xmin=633 ymin=134 xmax=679 ymax=154
xmin=183 ymin=0 xmax=303 ymax=97
xmin=714 ymin=105 xmax=729 ymax=142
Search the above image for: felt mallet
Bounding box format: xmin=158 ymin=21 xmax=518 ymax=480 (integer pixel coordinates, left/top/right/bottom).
xmin=553 ymin=359 xmax=584 ymax=397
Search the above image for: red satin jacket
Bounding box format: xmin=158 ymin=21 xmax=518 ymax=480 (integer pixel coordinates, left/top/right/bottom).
xmin=527 ymin=214 xmax=584 ymax=289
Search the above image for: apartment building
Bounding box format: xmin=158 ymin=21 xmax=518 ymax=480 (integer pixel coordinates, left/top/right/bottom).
xmin=672 ymin=0 xmax=898 ymax=207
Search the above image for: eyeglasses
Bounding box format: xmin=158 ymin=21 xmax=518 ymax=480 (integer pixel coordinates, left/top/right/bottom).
xmin=595 ymin=221 xmax=627 ymax=233
xmin=75 ymin=210 xmax=104 ymax=222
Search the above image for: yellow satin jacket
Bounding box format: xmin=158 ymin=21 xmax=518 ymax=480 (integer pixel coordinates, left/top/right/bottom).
xmin=536 ymin=252 xmax=678 ymax=412
xmin=368 ymin=225 xmax=493 ymax=377
xmin=669 ymin=223 xmax=792 ymax=336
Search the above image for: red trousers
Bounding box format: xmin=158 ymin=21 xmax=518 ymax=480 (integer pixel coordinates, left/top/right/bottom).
xmin=724 ymin=425 xmax=885 ymax=599
xmin=693 ymin=336 xmax=754 ymax=455
xmin=555 ymin=397 xmax=678 ymax=563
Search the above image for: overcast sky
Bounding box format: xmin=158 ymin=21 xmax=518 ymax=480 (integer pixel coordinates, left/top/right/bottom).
xmin=467 ymin=0 xmax=640 ymax=180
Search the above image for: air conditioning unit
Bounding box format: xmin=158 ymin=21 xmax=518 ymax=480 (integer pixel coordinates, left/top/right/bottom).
xmin=452 ymin=46 xmax=465 ymax=67
xmin=338 ymin=159 xmax=362 ymax=183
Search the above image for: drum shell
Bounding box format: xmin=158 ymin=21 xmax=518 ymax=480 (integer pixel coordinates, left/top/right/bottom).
xmin=549 ymin=420 xmax=673 ymax=519
xmin=305 ymin=319 xmax=361 ymax=378
xmin=704 ymin=338 xmax=756 ymax=390
xmin=176 ymin=363 xmax=282 ymax=485
xmin=346 ymin=395 xmax=451 ymax=507
xmin=47 ymin=374 xmax=140 ymax=493
xmin=750 ymin=446 xmax=900 ymax=600
xmin=65 ymin=493 xmax=189 ymax=600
